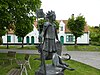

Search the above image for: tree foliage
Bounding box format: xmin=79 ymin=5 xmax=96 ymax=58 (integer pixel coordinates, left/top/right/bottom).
xmin=14 ymin=0 xmax=41 ymax=48
xmin=38 ymin=19 xmax=46 ymax=34
xmin=0 ymin=0 xmax=41 ymax=47
xmin=67 ymin=14 xmax=86 ymax=47
xmin=0 ymin=0 xmax=12 ymax=44
xmin=89 ymin=26 xmax=100 ymax=45
xmin=54 ymin=20 xmax=59 ymax=29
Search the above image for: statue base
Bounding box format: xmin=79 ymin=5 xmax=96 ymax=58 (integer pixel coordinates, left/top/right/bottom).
xmin=35 ymin=64 xmax=64 ymax=75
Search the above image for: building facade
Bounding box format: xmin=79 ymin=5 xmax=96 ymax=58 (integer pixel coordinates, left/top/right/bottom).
xmin=2 ymin=20 xmax=89 ymax=45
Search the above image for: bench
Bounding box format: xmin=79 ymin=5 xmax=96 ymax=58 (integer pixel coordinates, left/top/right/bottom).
xmin=16 ymin=54 xmax=31 ymax=75
xmin=16 ymin=54 xmax=31 ymax=70
xmin=0 ymin=51 xmax=16 ymax=65
xmin=7 ymin=68 xmax=21 ymax=75
xmin=7 ymin=51 xmax=16 ymax=65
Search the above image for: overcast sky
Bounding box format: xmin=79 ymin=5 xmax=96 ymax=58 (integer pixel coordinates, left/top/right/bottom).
xmin=41 ymin=0 xmax=100 ymax=26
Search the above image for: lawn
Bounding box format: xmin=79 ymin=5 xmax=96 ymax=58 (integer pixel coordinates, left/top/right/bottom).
xmin=1 ymin=45 xmax=100 ymax=52
xmin=0 ymin=45 xmax=37 ymax=50
xmin=0 ymin=54 xmax=100 ymax=75
xmin=65 ymin=45 xmax=100 ymax=51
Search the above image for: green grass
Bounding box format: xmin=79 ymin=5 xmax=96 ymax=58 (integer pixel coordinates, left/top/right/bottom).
xmin=1 ymin=45 xmax=100 ymax=52
xmin=0 ymin=54 xmax=100 ymax=75
xmin=0 ymin=45 xmax=37 ymax=50
xmin=65 ymin=60 xmax=100 ymax=75
xmin=66 ymin=45 xmax=100 ymax=51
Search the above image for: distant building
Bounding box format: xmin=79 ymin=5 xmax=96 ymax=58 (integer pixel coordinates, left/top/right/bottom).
xmin=2 ymin=20 xmax=89 ymax=45
xmin=57 ymin=20 xmax=89 ymax=45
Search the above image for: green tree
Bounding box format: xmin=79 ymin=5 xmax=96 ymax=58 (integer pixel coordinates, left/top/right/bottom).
xmin=0 ymin=0 xmax=41 ymax=48
xmin=38 ymin=19 xmax=46 ymax=34
xmin=14 ymin=0 xmax=41 ymax=48
xmin=54 ymin=20 xmax=59 ymax=29
xmin=0 ymin=25 xmax=6 ymax=45
xmin=67 ymin=14 xmax=86 ymax=47
xmin=89 ymin=26 xmax=100 ymax=45
xmin=0 ymin=1 xmax=13 ymax=45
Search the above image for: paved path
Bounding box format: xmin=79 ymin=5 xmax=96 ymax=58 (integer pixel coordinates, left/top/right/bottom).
xmin=0 ymin=47 xmax=100 ymax=69
xmin=62 ymin=46 xmax=100 ymax=70
xmin=63 ymin=51 xmax=100 ymax=69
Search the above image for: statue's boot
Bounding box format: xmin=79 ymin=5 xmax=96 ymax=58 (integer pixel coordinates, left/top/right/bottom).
xmin=62 ymin=67 xmax=75 ymax=72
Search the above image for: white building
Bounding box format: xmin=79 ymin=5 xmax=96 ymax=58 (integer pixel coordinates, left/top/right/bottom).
xmin=57 ymin=20 xmax=89 ymax=45
xmin=2 ymin=20 xmax=89 ymax=45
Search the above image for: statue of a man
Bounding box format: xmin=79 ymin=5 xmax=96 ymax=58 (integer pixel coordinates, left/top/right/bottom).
xmin=41 ymin=11 xmax=58 ymax=60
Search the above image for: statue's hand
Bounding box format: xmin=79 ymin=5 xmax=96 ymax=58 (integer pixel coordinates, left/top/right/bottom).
xmin=56 ymin=40 xmax=61 ymax=44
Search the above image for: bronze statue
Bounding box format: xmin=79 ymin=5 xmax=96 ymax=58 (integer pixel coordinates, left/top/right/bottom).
xmin=35 ymin=10 xmax=74 ymax=75
xmin=52 ymin=53 xmax=75 ymax=72
xmin=41 ymin=10 xmax=59 ymax=60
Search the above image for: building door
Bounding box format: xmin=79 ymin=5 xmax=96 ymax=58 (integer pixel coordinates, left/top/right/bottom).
xmin=60 ymin=36 xmax=64 ymax=44
xmin=26 ymin=36 xmax=29 ymax=44
xmin=31 ymin=36 xmax=34 ymax=44
xmin=7 ymin=36 xmax=11 ymax=42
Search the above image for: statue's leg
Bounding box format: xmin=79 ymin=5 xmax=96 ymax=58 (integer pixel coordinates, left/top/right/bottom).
xmin=61 ymin=66 xmax=75 ymax=72
xmin=47 ymin=52 xmax=53 ymax=59
xmin=43 ymin=51 xmax=48 ymax=59
xmin=61 ymin=62 xmax=69 ymax=67
xmin=44 ymin=52 xmax=53 ymax=60
xmin=64 ymin=66 xmax=75 ymax=71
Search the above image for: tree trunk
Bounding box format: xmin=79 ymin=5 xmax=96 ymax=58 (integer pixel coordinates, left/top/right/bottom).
xmin=75 ymin=36 xmax=77 ymax=48
xmin=0 ymin=36 xmax=3 ymax=45
xmin=22 ymin=37 xmax=24 ymax=48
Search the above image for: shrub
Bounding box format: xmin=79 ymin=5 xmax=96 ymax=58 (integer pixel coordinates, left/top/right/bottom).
xmin=90 ymin=41 xmax=100 ymax=46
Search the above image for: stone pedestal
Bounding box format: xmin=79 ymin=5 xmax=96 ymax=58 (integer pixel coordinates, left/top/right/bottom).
xmin=35 ymin=64 xmax=64 ymax=75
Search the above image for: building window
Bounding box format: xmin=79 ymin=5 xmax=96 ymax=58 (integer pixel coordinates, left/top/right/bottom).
xmin=61 ymin=26 xmax=63 ymax=31
xmin=66 ymin=35 xmax=75 ymax=42
xmin=7 ymin=36 xmax=11 ymax=42
xmin=18 ymin=36 xmax=22 ymax=42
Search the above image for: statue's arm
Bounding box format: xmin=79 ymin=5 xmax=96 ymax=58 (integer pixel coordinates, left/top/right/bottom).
xmin=39 ymin=23 xmax=48 ymax=41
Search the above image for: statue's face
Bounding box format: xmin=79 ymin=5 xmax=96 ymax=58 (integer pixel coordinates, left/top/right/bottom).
xmin=48 ymin=14 xmax=56 ymax=22
xmin=52 ymin=14 xmax=56 ymax=21
xmin=46 ymin=11 xmax=56 ymax=22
